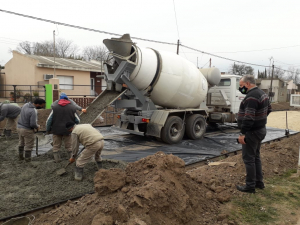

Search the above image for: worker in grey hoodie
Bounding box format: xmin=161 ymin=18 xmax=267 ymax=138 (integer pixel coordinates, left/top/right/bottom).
xmin=17 ymin=98 xmax=46 ymax=162
xmin=0 ymin=102 xmax=21 ymax=137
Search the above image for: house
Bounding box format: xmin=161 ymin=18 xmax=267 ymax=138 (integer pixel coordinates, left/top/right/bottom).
xmin=1 ymin=51 xmax=106 ymax=99
xmin=287 ymin=80 xmax=298 ymax=94
xmin=256 ymin=78 xmax=287 ymax=102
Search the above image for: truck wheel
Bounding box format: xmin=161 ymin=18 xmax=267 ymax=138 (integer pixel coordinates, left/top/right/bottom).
xmin=185 ymin=114 xmax=206 ymax=140
xmin=161 ymin=116 xmax=185 ymax=144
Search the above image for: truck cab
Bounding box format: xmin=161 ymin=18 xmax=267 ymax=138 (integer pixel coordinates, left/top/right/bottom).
xmin=206 ymin=74 xmax=244 ymax=123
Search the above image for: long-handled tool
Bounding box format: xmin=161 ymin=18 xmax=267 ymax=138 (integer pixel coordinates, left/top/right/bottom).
xmin=56 ymin=147 xmax=85 ymax=176
xmin=285 ymin=111 xmax=290 ymax=136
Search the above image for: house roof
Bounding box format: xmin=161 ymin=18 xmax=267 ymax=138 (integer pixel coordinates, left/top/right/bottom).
xmin=26 ymin=54 xmax=103 ymax=72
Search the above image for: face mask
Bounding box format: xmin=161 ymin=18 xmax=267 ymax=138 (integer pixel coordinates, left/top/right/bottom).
xmin=36 ymin=106 xmax=42 ymax=109
xmin=239 ymin=86 xmax=248 ymax=94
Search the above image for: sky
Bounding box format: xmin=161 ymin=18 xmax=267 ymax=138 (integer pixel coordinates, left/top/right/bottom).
xmin=1 ymin=0 xmax=300 ymax=74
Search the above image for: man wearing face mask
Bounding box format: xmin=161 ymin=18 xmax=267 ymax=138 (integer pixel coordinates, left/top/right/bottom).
xmin=236 ymin=75 xmax=272 ymax=193
xmin=17 ymin=98 xmax=46 ymax=162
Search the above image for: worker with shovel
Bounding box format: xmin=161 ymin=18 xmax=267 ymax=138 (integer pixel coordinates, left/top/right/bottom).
xmin=17 ymin=98 xmax=45 ymax=162
xmin=66 ymin=122 xmax=104 ymax=181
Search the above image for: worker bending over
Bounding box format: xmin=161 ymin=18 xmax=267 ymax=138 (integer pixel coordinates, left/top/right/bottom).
xmin=66 ymin=122 xmax=104 ymax=181
xmin=0 ymin=102 xmax=21 ymax=137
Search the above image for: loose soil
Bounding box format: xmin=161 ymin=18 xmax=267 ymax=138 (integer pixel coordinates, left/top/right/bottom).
xmin=271 ymin=102 xmax=299 ymax=111
xmin=32 ymin=133 xmax=300 ymax=225
xmin=0 ymin=136 xmax=127 ymax=219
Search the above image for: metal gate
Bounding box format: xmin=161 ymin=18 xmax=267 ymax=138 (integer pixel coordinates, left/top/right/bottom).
xmin=290 ymin=94 xmax=300 ymax=107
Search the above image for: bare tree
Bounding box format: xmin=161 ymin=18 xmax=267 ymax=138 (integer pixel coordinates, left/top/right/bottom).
xmin=267 ymin=66 xmax=285 ymax=79
xmin=285 ymin=67 xmax=300 ymax=84
xmin=16 ymin=41 xmax=33 ymax=54
xmin=15 ymin=38 xmax=79 ymax=58
xmin=56 ymin=39 xmax=79 ymax=58
xmin=82 ymin=45 xmax=108 ymax=61
xmin=229 ymin=63 xmax=254 ymax=75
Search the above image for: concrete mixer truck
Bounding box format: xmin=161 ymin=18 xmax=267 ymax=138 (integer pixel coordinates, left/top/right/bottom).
xmin=82 ymin=34 xmax=244 ymax=144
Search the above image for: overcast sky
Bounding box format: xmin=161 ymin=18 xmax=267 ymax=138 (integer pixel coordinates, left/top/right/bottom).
xmin=1 ymin=0 xmax=300 ymax=74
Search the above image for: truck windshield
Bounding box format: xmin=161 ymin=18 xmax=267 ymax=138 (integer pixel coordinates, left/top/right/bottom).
xmin=218 ymin=79 xmax=231 ymax=86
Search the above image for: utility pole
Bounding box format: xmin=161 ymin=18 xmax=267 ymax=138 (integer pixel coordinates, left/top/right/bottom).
xmin=268 ymin=57 xmax=273 ymax=77
xmin=269 ymin=64 xmax=275 ymax=102
xmin=209 ymin=58 xmax=211 ymax=68
xmin=176 ymin=40 xmax=180 ymax=55
xmin=53 ymin=30 xmax=56 ymax=78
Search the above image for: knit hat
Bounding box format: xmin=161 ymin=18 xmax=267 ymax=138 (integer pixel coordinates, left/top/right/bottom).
xmin=60 ymin=92 xmax=69 ymax=100
xmin=66 ymin=121 xmax=75 ymax=130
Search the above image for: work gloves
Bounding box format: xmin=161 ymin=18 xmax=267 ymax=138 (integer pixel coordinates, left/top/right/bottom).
xmin=69 ymin=157 xmax=76 ymax=163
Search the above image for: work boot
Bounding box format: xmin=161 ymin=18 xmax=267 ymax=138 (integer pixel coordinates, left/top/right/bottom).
xmin=74 ymin=166 xmax=83 ymax=181
xmin=96 ymin=161 xmax=103 ymax=170
xmin=53 ymin=152 xmax=61 ymax=163
xmin=255 ymin=182 xmax=265 ymax=189
xmin=0 ymin=130 xmax=6 ymax=138
xmin=18 ymin=146 xmax=24 ymax=160
xmin=25 ymin=151 xmax=32 ymax=162
xmin=4 ymin=129 xmax=12 ymax=137
xmin=236 ymin=185 xmax=255 ymax=193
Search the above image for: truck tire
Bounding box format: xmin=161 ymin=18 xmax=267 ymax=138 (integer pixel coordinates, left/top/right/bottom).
xmin=185 ymin=114 xmax=206 ymax=140
xmin=161 ymin=116 xmax=185 ymax=144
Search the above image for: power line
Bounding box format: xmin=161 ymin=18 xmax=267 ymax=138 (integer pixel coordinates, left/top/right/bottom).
xmin=0 ymin=36 xmax=24 ymax=42
xmin=0 ymin=9 xmax=177 ymax=46
xmin=201 ymin=60 xmax=210 ymax=68
xmin=274 ymin=60 xmax=300 ymax=67
xmin=172 ymin=0 xmax=180 ymax=40
xmin=213 ymin=45 xmax=300 ymax=54
xmin=1 ymin=8 xmax=298 ymax=74
xmin=181 ymin=44 xmax=270 ymax=68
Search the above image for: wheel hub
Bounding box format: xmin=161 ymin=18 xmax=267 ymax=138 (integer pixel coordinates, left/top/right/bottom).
xmin=171 ymin=127 xmax=178 ymax=136
xmin=195 ymin=124 xmax=201 ymax=131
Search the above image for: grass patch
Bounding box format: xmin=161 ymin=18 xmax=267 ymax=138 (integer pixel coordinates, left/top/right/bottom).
xmin=229 ymin=170 xmax=300 ymax=224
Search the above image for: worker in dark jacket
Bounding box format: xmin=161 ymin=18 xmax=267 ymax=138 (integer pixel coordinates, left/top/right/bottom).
xmin=46 ymin=93 xmax=80 ymax=162
xmin=51 ymin=92 xmax=87 ymax=113
xmin=17 ymin=98 xmax=46 ymax=161
xmin=236 ymin=75 xmax=272 ymax=193
xmin=0 ymin=102 xmax=21 ymax=137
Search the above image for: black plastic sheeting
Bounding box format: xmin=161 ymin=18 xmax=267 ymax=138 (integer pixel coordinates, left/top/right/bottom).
xmin=35 ymin=125 xmax=298 ymax=165
xmin=99 ymin=126 xmax=298 ymax=165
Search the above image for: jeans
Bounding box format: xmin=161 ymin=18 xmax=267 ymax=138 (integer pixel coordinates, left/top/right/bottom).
xmin=242 ymin=127 xmax=266 ymax=188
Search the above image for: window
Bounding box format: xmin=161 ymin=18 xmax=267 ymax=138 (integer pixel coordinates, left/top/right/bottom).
xmin=236 ymin=78 xmax=240 ymax=90
xmin=57 ymin=76 xmax=74 ymax=90
xmin=218 ymin=79 xmax=231 ymax=86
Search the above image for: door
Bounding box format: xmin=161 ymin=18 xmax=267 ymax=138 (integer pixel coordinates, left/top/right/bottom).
xmin=90 ymin=78 xmax=95 ymax=96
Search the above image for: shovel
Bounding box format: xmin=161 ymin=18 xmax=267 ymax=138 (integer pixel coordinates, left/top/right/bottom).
xmin=56 ymin=147 xmax=85 ymax=176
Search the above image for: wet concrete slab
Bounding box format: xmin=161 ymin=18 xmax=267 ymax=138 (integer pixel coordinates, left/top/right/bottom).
xmin=34 ymin=125 xmax=298 ymax=165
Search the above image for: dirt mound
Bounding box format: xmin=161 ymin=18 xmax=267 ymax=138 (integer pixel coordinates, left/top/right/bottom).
xmin=32 ymin=134 xmax=300 ymax=225
xmin=34 ymin=152 xmax=220 ymax=225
